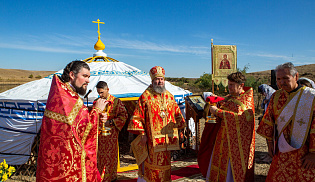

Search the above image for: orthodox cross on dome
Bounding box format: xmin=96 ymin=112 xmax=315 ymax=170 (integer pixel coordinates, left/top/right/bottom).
xmin=92 ymin=19 xmax=107 ymax=57
xmin=92 ymin=19 xmax=105 ymax=38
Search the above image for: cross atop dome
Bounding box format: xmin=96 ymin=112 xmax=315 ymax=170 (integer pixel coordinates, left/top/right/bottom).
xmin=92 ymin=19 xmax=107 ymax=57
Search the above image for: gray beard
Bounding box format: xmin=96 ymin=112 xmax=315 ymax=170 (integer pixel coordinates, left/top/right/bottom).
xmin=153 ymin=84 xmax=166 ymax=94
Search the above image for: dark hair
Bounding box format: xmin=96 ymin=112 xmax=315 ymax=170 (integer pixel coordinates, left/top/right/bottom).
xmin=96 ymin=81 xmax=108 ymax=89
xmin=227 ymin=72 xmax=246 ymax=84
xmin=61 ymin=61 xmax=90 ymax=82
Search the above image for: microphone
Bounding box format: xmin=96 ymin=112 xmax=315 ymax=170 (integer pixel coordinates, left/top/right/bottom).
xmin=84 ymin=89 xmax=92 ymax=99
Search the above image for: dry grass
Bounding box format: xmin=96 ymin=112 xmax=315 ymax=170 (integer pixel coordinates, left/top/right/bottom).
xmin=0 ymin=68 xmax=55 ymax=84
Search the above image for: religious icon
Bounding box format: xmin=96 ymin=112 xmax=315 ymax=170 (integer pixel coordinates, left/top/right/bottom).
xmin=219 ymin=54 xmax=231 ymax=69
xmin=212 ymin=45 xmax=236 ymax=87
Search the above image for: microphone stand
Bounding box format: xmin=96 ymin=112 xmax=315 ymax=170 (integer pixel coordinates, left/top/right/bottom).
xmin=84 ymin=89 xmax=92 ymax=107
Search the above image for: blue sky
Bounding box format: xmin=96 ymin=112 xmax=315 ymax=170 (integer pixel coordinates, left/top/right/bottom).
xmin=0 ymin=0 xmax=314 ymax=78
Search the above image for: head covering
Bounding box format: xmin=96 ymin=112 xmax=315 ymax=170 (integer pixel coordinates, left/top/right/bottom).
xmin=203 ymin=92 xmax=213 ymax=100
xmin=149 ymin=66 xmax=165 ymax=80
xmin=298 ymin=77 xmax=315 ymax=89
xmin=258 ymin=84 xmax=276 ymax=100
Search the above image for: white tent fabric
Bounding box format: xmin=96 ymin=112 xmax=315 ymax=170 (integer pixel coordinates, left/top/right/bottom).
xmin=0 ymin=62 xmax=191 ymax=103
xmin=0 ymin=61 xmax=192 ymax=165
xmin=0 ymin=100 xmax=45 ymax=165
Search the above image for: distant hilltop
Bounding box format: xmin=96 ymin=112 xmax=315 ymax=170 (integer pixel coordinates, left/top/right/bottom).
xmin=0 ymin=68 xmax=55 ymax=84
xmin=248 ymin=63 xmax=315 ymax=83
xmin=0 ymin=63 xmax=314 ymax=84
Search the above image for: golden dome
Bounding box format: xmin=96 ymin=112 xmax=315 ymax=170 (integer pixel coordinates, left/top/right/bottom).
xmin=94 ymin=37 xmax=105 ymax=50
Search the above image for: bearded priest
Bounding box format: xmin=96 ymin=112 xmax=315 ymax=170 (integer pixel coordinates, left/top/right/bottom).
xmin=128 ymin=66 xmax=186 ymax=182
xmin=36 ymin=61 xmax=109 ymax=182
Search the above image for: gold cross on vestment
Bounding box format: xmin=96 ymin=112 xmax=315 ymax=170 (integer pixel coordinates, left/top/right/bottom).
xmin=296 ymin=118 xmax=306 ymax=126
xmin=92 ymin=19 xmax=105 ymax=38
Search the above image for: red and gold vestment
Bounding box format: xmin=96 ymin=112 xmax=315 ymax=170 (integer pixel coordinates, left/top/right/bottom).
xmin=95 ymin=94 xmax=128 ymax=182
xmin=127 ymin=85 xmax=186 ymax=182
xmin=36 ymin=75 xmax=102 ymax=182
xmin=200 ymin=87 xmax=255 ymax=182
xmin=257 ymin=86 xmax=315 ymax=182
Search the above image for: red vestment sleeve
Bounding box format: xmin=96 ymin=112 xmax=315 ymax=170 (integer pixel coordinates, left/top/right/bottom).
xmin=197 ymin=122 xmax=221 ymax=177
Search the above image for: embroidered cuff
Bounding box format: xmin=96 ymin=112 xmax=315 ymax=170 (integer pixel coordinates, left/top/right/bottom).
xmin=215 ymin=108 xmax=222 ymax=117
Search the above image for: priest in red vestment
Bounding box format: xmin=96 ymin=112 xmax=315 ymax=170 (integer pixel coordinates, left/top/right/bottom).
xmin=127 ymin=66 xmax=186 ymax=182
xmin=36 ymin=61 xmax=109 ymax=182
xmin=94 ymin=81 xmax=128 ymax=182
xmin=257 ymin=62 xmax=315 ymax=182
xmin=199 ymin=72 xmax=255 ymax=182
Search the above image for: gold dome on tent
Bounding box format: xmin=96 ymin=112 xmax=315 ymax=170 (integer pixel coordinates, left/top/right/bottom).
xmin=94 ymin=37 xmax=105 ymax=51
xmin=83 ymin=19 xmax=119 ymax=62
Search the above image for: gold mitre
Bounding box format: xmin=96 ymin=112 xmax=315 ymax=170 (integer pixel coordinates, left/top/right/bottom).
xmin=149 ymin=66 xmax=165 ymax=80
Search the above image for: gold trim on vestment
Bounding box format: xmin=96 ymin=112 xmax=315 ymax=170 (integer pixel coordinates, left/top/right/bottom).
xmin=144 ymin=161 xmax=171 ymax=170
xmin=257 ymin=133 xmax=273 ymax=140
xmin=44 ymin=98 xmax=83 ymax=125
xmin=131 ymin=116 xmax=144 ymax=121
xmin=279 ymin=115 xmax=294 ymax=136
xmin=299 ymin=87 xmax=315 ymax=147
xmin=276 ymin=88 xmax=303 ymax=135
xmin=81 ymin=150 xmax=86 ymax=182
xmin=224 ymin=113 xmax=241 ymax=182
xmin=128 ymin=116 xmax=145 ymax=132
xmin=235 ymin=114 xmax=246 ymax=174
xmin=81 ymin=122 xmax=93 ymax=182
xmin=82 ymin=122 xmax=93 ymax=145
xmin=210 ymin=123 xmax=228 ymax=181
xmin=274 ymin=89 xmax=301 ymax=124
xmin=289 ymin=89 xmax=304 ymax=136
xmin=262 ymin=118 xmax=274 ymax=126
xmin=275 ymin=87 xmax=315 ymax=150
xmin=231 ymin=99 xmax=245 ymax=111
xmin=245 ymin=110 xmax=254 ymax=122
xmin=273 ymin=91 xmax=283 ymax=120
xmin=144 ymin=89 xmax=180 ymax=153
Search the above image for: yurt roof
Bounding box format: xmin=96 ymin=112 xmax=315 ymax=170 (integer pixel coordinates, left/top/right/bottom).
xmin=0 ymin=19 xmax=191 ymax=103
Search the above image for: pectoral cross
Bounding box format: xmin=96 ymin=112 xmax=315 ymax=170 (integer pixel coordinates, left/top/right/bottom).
xmin=92 ymin=19 xmax=105 ymax=38
xmin=160 ymin=110 xmax=166 ymax=118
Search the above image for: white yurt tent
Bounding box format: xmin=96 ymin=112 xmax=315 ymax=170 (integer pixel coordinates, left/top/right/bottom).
xmin=0 ymin=30 xmax=192 ymax=166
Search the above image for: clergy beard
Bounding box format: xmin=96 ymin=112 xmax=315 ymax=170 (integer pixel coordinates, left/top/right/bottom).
xmin=153 ymin=84 xmax=166 ymax=94
xmin=73 ymin=83 xmax=87 ymax=96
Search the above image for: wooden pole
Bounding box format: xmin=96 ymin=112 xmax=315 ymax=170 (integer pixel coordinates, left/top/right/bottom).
xmin=211 ymin=39 xmax=214 ymax=94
